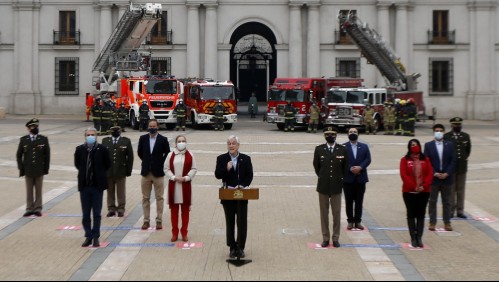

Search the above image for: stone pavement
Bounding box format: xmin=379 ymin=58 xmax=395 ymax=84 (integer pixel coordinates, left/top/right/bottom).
xmin=0 ymin=114 xmax=499 ymax=281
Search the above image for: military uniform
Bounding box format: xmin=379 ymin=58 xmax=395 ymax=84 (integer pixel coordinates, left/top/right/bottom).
xmin=101 ymin=127 xmax=134 ymax=217
xmin=444 ymin=117 xmax=472 ymax=218
xmin=213 ymin=103 xmax=225 ymax=131
xmin=284 ymin=103 xmax=296 ymax=132
xmin=313 ymin=127 xmax=349 ymax=247
xmin=174 ymin=102 xmax=187 ymax=131
xmin=363 ymin=106 xmax=376 ymax=134
xmin=308 ymin=104 xmax=320 ymax=133
xmin=16 ymin=118 xmax=50 ymax=217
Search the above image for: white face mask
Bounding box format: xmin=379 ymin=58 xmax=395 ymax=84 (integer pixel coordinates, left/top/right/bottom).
xmin=177 ymin=142 xmax=187 ymax=151
xmin=434 ymin=132 xmax=444 ymax=140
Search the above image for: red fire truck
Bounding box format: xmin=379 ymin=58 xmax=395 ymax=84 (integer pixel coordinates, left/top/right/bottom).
xmin=182 ymin=79 xmax=237 ymax=129
xmin=266 ymin=77 xmax=363 ymax=130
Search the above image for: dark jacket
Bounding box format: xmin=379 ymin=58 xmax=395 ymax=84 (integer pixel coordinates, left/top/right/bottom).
xmin=343 ymin=141 xmax=371 ymax=184
xmin=444 ymin=131 xmax=471 ymax=174
xmin=137 ymin=133 xmax=170 ymax=177
xmin=215 ymin=152 xmax=253 ymax=188
xmin=101 ymin=136 xmax=134 ymax=178
xmin=16 ymin=134 xmax=50 ymax=177
xmin=313 ymin=143 xmax=349 ymax=195
xmin=74 ymin=143 xmax=111 ymax=191
xmin=424 ymin=140 xmax=456 ymax=186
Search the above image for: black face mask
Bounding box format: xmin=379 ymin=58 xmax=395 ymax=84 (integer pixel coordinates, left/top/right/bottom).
xmin=148 ymin=128 xmax=158 ymax=134
xmin=348 ymin=133 xmax=358 ymax=141
xmin=111 ymin=131 xmax=121 ymax=138
xmin=453 ymin=126 xmax=462 ymax=133
xmin=325 ymin=136 xmax=336 ymax=144
xmin=30 ymin=128 xmax=39 ymax=135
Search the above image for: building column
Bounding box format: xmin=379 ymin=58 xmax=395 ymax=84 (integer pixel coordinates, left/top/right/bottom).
xmin=288 ymin=4 xmax=302 ymax=77
xmin=467 ymin=1 xmax=497 ymax=120
xmin=204 ymin=4 xmax=218 ymax=79
xmin=306 ymin=4 xmax=320 ymax=77
xmin=11 ymin=1 xmax=41 ymax=114
xmin=99 ymin=5 xmax=112 ymax=51
xmin=186 ymin=4 xmax=200 ymax=78
xmin=394 ymin=4 xmax=409 ymax=72
xmin=376 ymin=3 xmax=391 ymax=87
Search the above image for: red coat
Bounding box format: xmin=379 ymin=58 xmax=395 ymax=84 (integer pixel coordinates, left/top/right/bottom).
xmin=399 ymin=156 xmax=434 ymax=193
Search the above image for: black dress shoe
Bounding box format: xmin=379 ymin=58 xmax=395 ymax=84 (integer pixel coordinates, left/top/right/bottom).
xmin=332 ymin=241 xmax=340 ymax=248
xmin=457 ymin=214 xmax=468 ymax=219
xmin=82 ymin=238 xmax=92 ymax=247
xmin=23 ymin=211 xmax=33 ymax=217
xmin=93 ymin=238 xmax=100 ymax=247
xmin=238 ymin=250 xmax=245 ymax=258
xmin=229 ymin=249 xmax=237 ymax=258
xmin=106 ymin=211 xmax=116 ymax=217
xmin=33 ymin=211 xmax=42 ymax=217
xmin=321 ymin=241 xmax=330 ymax=248
xmin=117 ymin=212 xmax=124 ymax=217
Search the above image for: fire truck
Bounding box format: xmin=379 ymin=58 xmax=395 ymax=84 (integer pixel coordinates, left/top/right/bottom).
xmin=182 ymin=79 xmax=237 ymax=129
xmin=90 ymin=3 xmax=183 ymax=130
xmin=266 ymin=77 xmax=363 ymax=130
xmin=327 ymin=11 xmax=434 ymax=130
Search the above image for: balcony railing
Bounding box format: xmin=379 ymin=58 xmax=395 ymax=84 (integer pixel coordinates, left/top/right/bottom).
xmin=146 ymin=30 xmax=173 ymax=45
xmin=428 ymin=30 xmax=455 ymax=45
xmin=334 ymin=30 xmax=353 ymax=45
xmin=53 ymin=30 xmax=80 ymax=45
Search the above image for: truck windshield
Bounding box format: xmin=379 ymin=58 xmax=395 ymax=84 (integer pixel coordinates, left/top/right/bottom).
xmin=268 ymin=89 xmax=305 ymax=102
xmin=327 ymin=90 xmax=365 ymax=104
xmin=146 ymin=80 xmax=177 ymax=94
xmin=200 ymin=86 xmax=234 ymax=100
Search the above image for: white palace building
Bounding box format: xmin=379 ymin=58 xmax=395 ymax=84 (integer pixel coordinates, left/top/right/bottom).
xmin=0 ymin=0 xmax=498 ymax=119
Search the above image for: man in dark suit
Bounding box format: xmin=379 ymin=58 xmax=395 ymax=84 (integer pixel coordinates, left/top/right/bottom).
xmin=16 ymin=118 xmax=50 ymax=217
xmin=137 ymin=119 xmax=170 ymax=230
xmin=102 ymin=126 xmax=134 ymax=217
xmin=424 ymin=124 xmax=456 ymax=231
xmin=444 ymin=117 xmax=472 ymax=219
xmin=215 ymin=135 xmax=253 ymax=258
xmin=343 ymin=127 xmax=371 ymax=230
xmin=313 ymin=126 xmax=349 ymax=248
xmin=74 ymin=127 xmax=111 ymax=247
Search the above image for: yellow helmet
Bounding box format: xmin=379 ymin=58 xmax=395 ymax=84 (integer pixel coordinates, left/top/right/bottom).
xmin=400 ymin=99 xmax=407 ymax=106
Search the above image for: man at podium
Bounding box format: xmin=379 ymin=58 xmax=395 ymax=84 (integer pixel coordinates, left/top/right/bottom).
xmin=215 ymin=135 xmax=254 ymax=259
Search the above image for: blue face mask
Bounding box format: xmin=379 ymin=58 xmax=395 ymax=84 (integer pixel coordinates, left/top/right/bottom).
xmin=86 ymin=136 xmax=96 ymax=145
xmin=434 ymin=132 xmax=444 ymax=140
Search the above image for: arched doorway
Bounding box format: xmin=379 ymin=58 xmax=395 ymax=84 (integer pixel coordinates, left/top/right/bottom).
xmin=230 ymin=22 xmax=277 ymax=103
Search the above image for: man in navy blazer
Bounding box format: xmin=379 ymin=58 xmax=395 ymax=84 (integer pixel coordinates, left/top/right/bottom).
xmin=424 ymin=124 xmax=456 ymax=231
xmin=343 ymin=127 xmax=372 ymax=230
xmin=137 ymin=119 xmax=171 ymax=230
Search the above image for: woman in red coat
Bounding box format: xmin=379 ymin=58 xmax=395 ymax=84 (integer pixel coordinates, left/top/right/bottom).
xmin=400 ymin=139 xmax=434 ymax=248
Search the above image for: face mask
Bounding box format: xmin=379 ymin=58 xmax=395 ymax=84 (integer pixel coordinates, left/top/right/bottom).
xmin=348 ymin=133 xmax=358 ymax=141
xmin=453 ymin=126 xmax=462 ymax=133
xmin=434 ymin=132 xmax=444 ymax=140
xmin=111 ymin=131 xmax=120 ymax=138
xmin=148 ymin=128 xmax=158 ymax=134
xmin=177 ymin=142 xmax=187 ymax=151
xmin=86 ymin=136 xmax=96 ymax=145
xmin=30 ymin=128 xmax=39 ymax=135
xmin=325 ymin=136 xmax=336 ymax=144
xmin=410 ymin=146 xmax=421 ymax=154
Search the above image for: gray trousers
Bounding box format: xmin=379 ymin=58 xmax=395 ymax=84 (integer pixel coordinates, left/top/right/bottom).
xmin=451 ymin=172 xmax=467 ymax=215
xmin=319 ymin=192 xmax=342 ymax=242
xmin=25 ymin=176 xmax=43 ymax=213
xmin=428 ymin=183 xmax=452 ymax=224
xmin=107 ymin=177 xmax=126 ymax=213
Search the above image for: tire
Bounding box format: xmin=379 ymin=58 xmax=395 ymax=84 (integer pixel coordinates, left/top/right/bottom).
xmin=224 ymin=123 xmax=233 ymax=130
xmin=166 ymin=123 xmax=175 ymax=130
xmin=277 ymin=123 xmax=285 ymax=130
xmin=130 ymin=111 xmax=139 ymax=130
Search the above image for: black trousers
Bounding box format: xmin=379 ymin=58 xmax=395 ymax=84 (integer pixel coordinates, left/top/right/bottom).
xmin=80 ymin=186 xmax=103 ymax=239
xmin=222 ymin=200 xmax=248 ymax=251
xmin=343 ymin=182 xmax=366 ymax=223
xmin=403 ymin=192 xmax=430 ymax=220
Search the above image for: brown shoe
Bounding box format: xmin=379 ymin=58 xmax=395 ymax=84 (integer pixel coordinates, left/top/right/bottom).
xmin=156 ymin=223 xmax=163 ymax=230
xmin=141 ymin=222 xmax=150 ymax=230
xmin=444 ymin=223 xmax=453 ymax=231
xmin=347 ymin=223 xmax=354 ymax=230
xmin=428 ymin=223 xmax=436 ymax=231
xmin=355 ymin=223 xmax=365 ymax=230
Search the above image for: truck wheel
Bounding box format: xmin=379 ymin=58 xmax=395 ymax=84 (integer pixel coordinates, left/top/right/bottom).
xmin=277 ymin=123 xmax=285 ymax=130
xmin=166 ymin=124 xmax=175 ymax=130
xmin=130 ymin=111 xmax=139 ymax=130
xmin=224 ymin=123 xmax=233 ymax=130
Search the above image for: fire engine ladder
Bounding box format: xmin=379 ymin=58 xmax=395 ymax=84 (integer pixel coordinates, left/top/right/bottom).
xmin=340 ymin=12 xmax=414 ymax=90
xmin=92 ymin=3 xmax=162 ymax=74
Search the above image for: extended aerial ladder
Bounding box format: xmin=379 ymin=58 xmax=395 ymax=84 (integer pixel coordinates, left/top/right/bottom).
xmin=92 ymin=3 xmax=162 ymax=95
xmin=339 ymin=11 xmax=420 ymax=91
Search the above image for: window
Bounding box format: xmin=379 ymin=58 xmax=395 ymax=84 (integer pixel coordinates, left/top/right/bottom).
xmin=431 ymin=10 xmax=451 ymax=44
xmin=336 ymin=58 xmax=360 ymax=78
xmin=150 ymin=57 xmax=172 ymax=75
xmin=55 ymin=57 xmax=79 ymax=95
xmin=429 ymin=58 xmax=453 ymax=96
xmin=337 ymin=10 xmax=356 ymax=44
xmin=56 ymin=11 xmax=78 ymax=45
xmin=148 ymin=12 xmax=172 ymax=45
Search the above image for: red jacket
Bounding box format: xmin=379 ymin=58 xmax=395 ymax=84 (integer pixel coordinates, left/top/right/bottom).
xmin=399 ymin=156 xmax=434 ymax=193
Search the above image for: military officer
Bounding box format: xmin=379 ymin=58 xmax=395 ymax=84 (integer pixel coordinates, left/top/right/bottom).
xmin=363 ymin=103 xmax=376 ymax=135
xmin=16 ymin=118 xmax=51 ymax=217
xmin=101 ymin=126 xmax=134 ymax=217
xmin=444 ymin=117 xmax=472 ymax=219
xmin=284 ymin=101 xmax=296 ymax=132
xmin=313 ymin=126 xmax=349 ymax=248
xmin=173 ymin=99 xmax=187 ymax=131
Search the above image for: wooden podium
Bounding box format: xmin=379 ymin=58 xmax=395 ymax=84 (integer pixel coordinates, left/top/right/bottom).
xmin=219 ymin=188 xmax=259 ymax=200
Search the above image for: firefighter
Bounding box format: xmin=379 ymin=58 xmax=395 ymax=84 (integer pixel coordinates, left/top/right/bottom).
xmin=383 ymin=102 xmax=396 ymax=135
xmin=138 ymin=100 xmax=150 ymax=132
xmin=284 ymin=100 xmax=296 ymax=132
xmin=86 ymin=94 xmax=94 ymax=122
xmin=173 ymin=99 xmax=187 ymax=131
xmin=308 ymin=100 xmax=320 ymax=133
xmin=248 ymin=92 xmax=258 ymax=118
xmin=117 ymin=102 xmax=128 ymax=132
xmin=213 ymin=100 xmax=225 ymax=131
xmin=404 ymin=98 xmax=417 ymax=136
xmin=363 ymin=103 xmax=376 ymax=135
xmin=91 ymin=97 xmax=103 ymax=134
xmin=396 ymin=100 xmax=407 ymax=135
xmin=110 ymin=100 xmax=118 ymax=127
xmin=100 ymin=100 xmax=114 ymax=135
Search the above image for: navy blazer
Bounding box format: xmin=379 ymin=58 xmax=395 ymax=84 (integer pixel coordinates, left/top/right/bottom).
xmin=137 ymin=133 xmax=170 ymax=177
xmin=343 ymin=141 xmax=371 ymax=184
xmin=423 ymin=140 xmax=456 ymax=185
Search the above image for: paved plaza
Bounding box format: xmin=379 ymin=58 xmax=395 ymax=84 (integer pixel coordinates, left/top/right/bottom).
xmin=0 ymin=113 xmax=498 ymax=281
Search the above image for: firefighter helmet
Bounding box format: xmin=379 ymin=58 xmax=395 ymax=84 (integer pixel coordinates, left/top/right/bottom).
xmin=400 ymin=99 xmax=407 ymax=106
xmin=407 ymin=98 xmax=415 ymax=104
xmin=143 ymin=100 xmax=147 ymax=104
